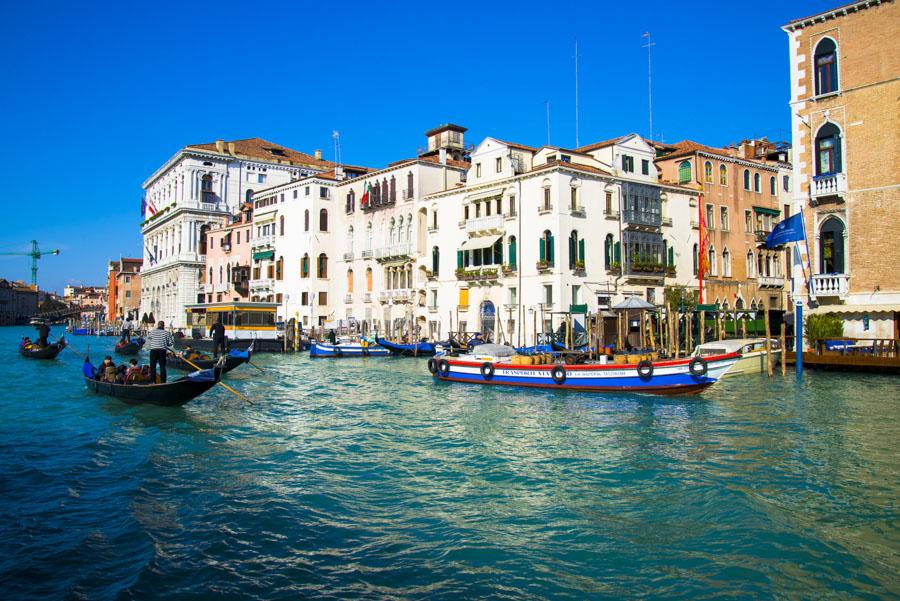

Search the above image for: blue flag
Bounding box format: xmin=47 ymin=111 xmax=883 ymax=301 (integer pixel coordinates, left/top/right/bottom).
xmin=765 ymin=213 xmax=805 ymax=248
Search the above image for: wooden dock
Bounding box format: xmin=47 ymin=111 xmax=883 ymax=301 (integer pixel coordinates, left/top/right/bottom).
xmin=784 ymin=338 xmax=900 ymax=374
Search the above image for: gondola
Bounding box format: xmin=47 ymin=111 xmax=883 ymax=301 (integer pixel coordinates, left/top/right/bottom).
xmin=374 ymin=337 xmax=437 ymax=357
xmin=19 ymin=336 xmax=67 ymax=360
xmin=82 ymin=357 xmax=223 ymax=407
xmin=114 ymin=337 xmax=145 ymax=355
xmin=168 ymin=345 xmax=253 ymax=374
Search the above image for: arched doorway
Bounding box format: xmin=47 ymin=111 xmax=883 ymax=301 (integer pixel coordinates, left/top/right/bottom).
xmin=820 ymin=217 xmax=845 ymax=273
xmin=480 ymin=300 xmax=496 ymax=341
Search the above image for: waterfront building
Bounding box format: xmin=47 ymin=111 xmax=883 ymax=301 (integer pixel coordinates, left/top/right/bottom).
xmin=106 ymin=258 xmax=142 ymax=322
xmin=783 ymin=0 xmax=900 ymax=338
xmin=201 ymin=203 xmax=254 ymax=306
xmin=63 ymin=285 xmax=107 ymax=312
xmin=655 ymin=138 xmax=791 ymax=314
xmin=0 ymin=279 xmax=39 ymax=325
xmin=140 ymin=138 xmax=333 ymax=328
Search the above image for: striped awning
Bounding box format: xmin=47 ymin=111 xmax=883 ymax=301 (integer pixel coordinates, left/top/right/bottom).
xmin=460 ymin=234 xmax=502 ymax=251
xmin=813 ymin=304 xmax=899 ymax=315
xmin=252 ymin=250 xmax=275 ymax=261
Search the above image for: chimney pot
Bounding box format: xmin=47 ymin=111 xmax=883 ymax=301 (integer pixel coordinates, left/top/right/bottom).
xmin=215 ymin=139 xmax=225 ymax=152
xmin=227 ymin=142 xmax=235 ymax=154
xmin=314 ymin=149 xmax=322 ymax=160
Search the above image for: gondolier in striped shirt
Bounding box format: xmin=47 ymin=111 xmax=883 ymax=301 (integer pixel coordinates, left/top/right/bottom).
xmin=147 ymin=321 xmax=175 ymax=383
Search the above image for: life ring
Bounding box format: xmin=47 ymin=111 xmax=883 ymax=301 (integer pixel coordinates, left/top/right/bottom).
xmin=437 ymin=358 xmax=451 ymax=376
xmin=689 ymin=356 xmax=708 ymax=377
xmin=637 ymin=359 xmax=654 ymax=380
xmin=551 ymin=365 xmax=566 ymax=385
xmin=334 ymin=346 xmax=343 ymax=357
xmin=480 ymin=362 xmax=495 ymax=380
xmin=427 ymin=358 xmax=438 ymax=374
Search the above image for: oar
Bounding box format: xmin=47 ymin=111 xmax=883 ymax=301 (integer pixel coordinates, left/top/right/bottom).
xmin=171 ymin=350 xmax=253 ymax=405
xmin=246 ymin=360 xmax=265 ymax=373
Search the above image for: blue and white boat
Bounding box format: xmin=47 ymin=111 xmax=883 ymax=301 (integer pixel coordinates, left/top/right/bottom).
xmin=428 ymin=344 xmax=739 ymax=396
xmin=374 ymin=337 xmax=436 ymax=357
xmin=309 ymin=341 xmax=390 ymax=358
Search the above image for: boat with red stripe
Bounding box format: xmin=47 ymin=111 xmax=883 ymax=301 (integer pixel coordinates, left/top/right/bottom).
xmin=427 ymin=344 xmax=740 ymax=396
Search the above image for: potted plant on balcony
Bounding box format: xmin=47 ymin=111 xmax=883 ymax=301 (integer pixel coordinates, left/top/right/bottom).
xmin=536 ymin=260 xmax=551 ymax=272
xmin=573 ymin=260 xmax=586 ymax=274
xmin=501 ymin=263 xmax=517 ymax=275
xmin=665 ymin=264 xmax=677 ymax=277
xmin=607 ymin=261 xmax=621 ymax=275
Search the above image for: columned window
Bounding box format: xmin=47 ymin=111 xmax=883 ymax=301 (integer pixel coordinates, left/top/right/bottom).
xmin=819 ymin=217 xmax=845 ymax=274
xmin=814 ymin=38 xmax=838 ymax=95
xmin=815 ymin=123 xmax=842 ymax=176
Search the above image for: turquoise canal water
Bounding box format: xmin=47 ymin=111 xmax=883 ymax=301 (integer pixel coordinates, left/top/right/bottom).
xmin=0 ymin=326 xmax=898 ymax=599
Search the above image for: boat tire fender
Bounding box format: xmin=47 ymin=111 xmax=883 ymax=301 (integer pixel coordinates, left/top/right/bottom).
xmin=480 ymin=362 xmax=495 ymax=380
xmin=689 ymin=356 xmax=708 ymax=377
xmin=637 ymin=360 xmax=654 ymax=379
xmin=427 ymin=358 xmax=438 ymax=374
xmin=334 ymin=346 xmax=343 ymax=358
xmin=551 ymin=365 xmax=566 ymax=385
xmin=437 ymin=358 xmax=451 ymax=376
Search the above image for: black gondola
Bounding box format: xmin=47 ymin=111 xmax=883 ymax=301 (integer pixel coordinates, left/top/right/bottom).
xmin=19 ymin=337 xmax=67 ymax=360
xmin=167 ymin=344 xmax=253 ymax=374
xmin=114 ymin=338 xmax=145 ymax=355
xmin=82 ymin=358 xmax=223 ymax=407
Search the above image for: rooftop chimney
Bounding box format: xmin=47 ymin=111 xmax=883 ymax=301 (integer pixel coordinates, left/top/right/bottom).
xmin=314 ymin=149 xmax=322 ymax=160
xmin=215 ymin=139 xmax=225 ymax=153
xmin=227 ymin=142 xmax=236 ymax=155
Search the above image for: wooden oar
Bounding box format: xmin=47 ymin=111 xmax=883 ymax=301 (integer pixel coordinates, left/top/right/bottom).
xmin=171 ymin=350 xmax=253 ymax=405
xmin=246 ymin=360 xmax=265 ymax=373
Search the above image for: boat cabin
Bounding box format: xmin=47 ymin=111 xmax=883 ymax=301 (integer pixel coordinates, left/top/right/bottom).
xmin=184 ymin=302 xmax=278 ymax=340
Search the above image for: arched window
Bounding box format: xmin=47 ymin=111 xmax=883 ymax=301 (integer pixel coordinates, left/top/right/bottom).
xmin=743 ymin=169 xmax=751 ymax=190
xmin=820 ymin=217 xmax=845 ymax=274
xmin=199 ymin=224 xmax=210 ymax=255
xmin=304 ymin=209 xmax=310 ymax=232
xmin=747 ymin=250 xmax=755 ymax=278
xmin=319 ymin=208 xmax=328 ymax=232
xmin=722 ymin=248 xmax=731 ymax=277
xmin=366 ymin=267 xmax=373 ymax=292
xmin=300 ymin=254 xmax=309 ymax=278
xmin=407 ymin=172 xmax=414 ymax=198
xmin=279 ymin=215 xmax=285 ymax=236
xmin=719 ymin=165 xmax=727 ymax=185
xmin=390 ymin=176 xmax=396 ymax=202
xmin=317 ymin=253 xmax=328 ymax=278
xmin=432 ymin=246 xmax=440 ymax=274
xmin=604 ymin=234 xmax=614 ymax=270
xmin=508 ymin=235 xmax=517 ymax=268
xmin=346 ymin=190 xmax=355 ymax=213
xmin=708 ymin=246 xmax=717 ymax=276
xmin=347 ymin=269 xmax=354 ymax=293
xmin=219 ymin=265 xmax=223 ymax=283
xmin=406 ymin=215 xmax=412 ymax=247
xmin=492 ymin=237 xmax=503 ymax=265
xmin=245 ymin=189 xmax=254 ymax=203
xmin=366 ymin=222 xmax=373 ymax=251
xmin=814 ymin=37 xmax=838 ymax=95
xmin=209 ymin=266 xmax=213 ymax=282
xmin=539 ymin=230 xmax=554 ymax=265
xmin=815 ymin=123 xmax=842 ymax=176
xmin=276 ymin=256 xmax=283 ymax=280
xmin=753 ymin=173 xmax=761 ymax=193
xmin=568 ymin=230 xmax=584 ymax=269
xmin=226 ymin=264 xmax=231 ymax=283
xmin=347 ymin=226 xmax=354 ymax=255
xmin=678 ymin=160 xmax=692 ymax=184
xmin=769 ymin=176 xmax=776 ymax=196
xmin=704 ymin=161 xmax=713 ymax=183
xmin=201 ymin=174 xmax=213 ymax=200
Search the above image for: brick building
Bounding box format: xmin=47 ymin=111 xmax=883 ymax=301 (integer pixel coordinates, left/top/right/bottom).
xmin=107 ymin=258 xmax=143 ymax=322
xmin=656 ymin=139 xmax=791 ymax=314
xmin=784 ymin=0 xmax=900 ymax=338
xmin=0 ymin=279 xmax=39 ymax=325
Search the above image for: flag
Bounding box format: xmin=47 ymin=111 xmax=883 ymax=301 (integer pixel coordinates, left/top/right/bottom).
xmin=141 ymin=194 xmax=147 ymax=217
xmin=698 ymin=205 xmax=710 ymax=273
xmin=360 ymin=181 xmax=371 ymax=206
xmin=765 ymin=213 xmax=805 ymax=248
xmin=145 ymin=245 xmax=157 ymax=265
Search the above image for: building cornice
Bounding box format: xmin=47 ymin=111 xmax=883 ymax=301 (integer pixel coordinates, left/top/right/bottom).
xmin=781 ymin=0 xmax=889 ymax=32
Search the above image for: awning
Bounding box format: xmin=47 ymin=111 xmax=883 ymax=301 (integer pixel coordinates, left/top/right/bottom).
xmin=812 ymin=303 xmax=900 ymax=315
xmin=465 ymin=188 xmax=504 ymax=202
xmin=753 ymin=206 xmax=781 ymax=216
xmin=460 ymin=234 xmax=502 ymax=251
xmin=253 ymin=250 xmax=275 ymax=261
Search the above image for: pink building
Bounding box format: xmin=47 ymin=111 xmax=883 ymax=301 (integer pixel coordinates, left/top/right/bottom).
xmin=202 ymin=203 xmax=253 ymax=304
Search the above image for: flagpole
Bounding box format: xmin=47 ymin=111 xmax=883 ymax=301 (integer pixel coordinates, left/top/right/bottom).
xmin=698 ymin=193 xmax=704 ymax=304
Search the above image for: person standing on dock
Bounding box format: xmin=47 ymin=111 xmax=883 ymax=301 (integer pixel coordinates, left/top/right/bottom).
xmin=147 ymin=321 xmax=175 ymax=383
xmin=210 ymin=318 xmax=226 ymax=358
xmin=37 ymin=321 xmax=50 ymax=347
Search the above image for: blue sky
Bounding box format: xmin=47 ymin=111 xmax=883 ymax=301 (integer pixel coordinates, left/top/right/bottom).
xmin=0 ymin=0 xmax=835 ymax=293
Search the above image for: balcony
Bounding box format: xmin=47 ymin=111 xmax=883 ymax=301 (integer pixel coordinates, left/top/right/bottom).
xmin=379 ymin=289 xmax=415 ymax=303
xmin=343 ymin=252 xmax=355 ymax=261
xmin=361 ymin=249 xmax=373 ymax=259
xmin=222 ymin=243 xmax=232 ymax=253
xmin=428 ymin=304 xmax=439 ymax=313
xmin=402 ymin=188 xmax=416 ymax=201
xmin=604 ymin=209 xmax=620 ymax=220
xmin=364 ymin=292 xmax=373 ymax=303
xmin=455 ymin=267 xmax=500 ymax=284
xmin=374 ymin=243 xmax=413 ymax=261
xmin=661 ymin=216 xmax=673 ymax=227
xmin=811 ymin=273 xmax=850 ymax=299
xmin=755 ymin=230 xmax=772 ymax=244
xmin=690 ymin=220 xmax=699 ymax=229
xmin=252 ymin=233 xmax=275 ymax=248
xmin=249 ymin=278 xmax=275 ymax=291
xmin=344 ymin=294 xmax=353 ymax=304
xmin=811 ymin=173 xmax=847 ymax=203
xmin=758 ymin=276 xmax=785 ymax=288
xmin=536 ymin=261 xmax=553 ymax=274
xmin=569 ymin=205 xmax=586 ymax=218
xmin=465 ymin=215 xmax=503 ymax=235
xmin=538 ymin=204 xmax=553 ymax=215
xmin=622 ymin=209 xmax=662 ymax=229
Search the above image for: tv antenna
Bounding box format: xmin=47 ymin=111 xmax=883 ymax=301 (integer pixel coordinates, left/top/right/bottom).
xmin=642 ymin=32 xmax=655 ymax=142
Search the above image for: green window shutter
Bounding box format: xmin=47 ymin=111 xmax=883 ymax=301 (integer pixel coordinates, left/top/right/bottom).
xmin=579 ymin=238 xmax=585 ymax=264
xmin=539 ymin=238 xmax=545 ymax=262
xmin=457 ymin=250 xmax=463 ymax=269
xmin=614 ymin=242 xmax=621 ymax=263
xmin=509 ymin=238 xmax=517 ymax=267
xmin=549 ymin=234 xmax=555 ymax=264
xmin=568 ymin=236 xmax=576 ymax=268
xmin=668 ymin=247 xmax=674 ymax=267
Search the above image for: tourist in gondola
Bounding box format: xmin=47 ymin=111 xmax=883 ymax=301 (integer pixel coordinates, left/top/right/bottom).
xmin=210 ymin=318 xmax=226 ymax=358
xmin=37 ymin=321 xmax=50 ymax=347
xmin=125 ymin=359 xmax=144 ymax=383
xmin=147 ymin=321 xmax=175 ymax=383
xmin=99 ymin=356 xmax=117 ymax=382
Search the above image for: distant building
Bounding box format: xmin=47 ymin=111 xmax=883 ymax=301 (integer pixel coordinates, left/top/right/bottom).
xmin=655 ymin=138 xmax=792 ymax=314
xmin=783 ymin=0 xmax=900 ymax=338
xmin=107 ymin=258 xmax=142 ymax=321
xmin=140 ymin=137 xmax=334 ymax=328
xmin=0 ymin=279 xmax=39 ymax=325
xmin=64 ymin=285 xmax=107 ymax=315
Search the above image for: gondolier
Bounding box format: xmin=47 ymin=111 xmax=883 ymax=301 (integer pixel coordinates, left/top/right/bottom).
xmin=210 ymin=318 xmax=226 ymax=358
xmin=147 ymin=321 xmax=175 ymax=383
xmin=37 ymin=321 xmax=50 ymax=347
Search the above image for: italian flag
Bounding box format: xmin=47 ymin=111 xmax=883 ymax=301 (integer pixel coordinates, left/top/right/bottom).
xmin=360 ymin=181 xmax=371 ymax=206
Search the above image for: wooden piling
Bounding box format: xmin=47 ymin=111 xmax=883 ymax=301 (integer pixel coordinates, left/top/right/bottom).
xmin=764 ymin=303 xmax=773 ymax=377
xmin=780 ymin=322 xmax=787 ymax=376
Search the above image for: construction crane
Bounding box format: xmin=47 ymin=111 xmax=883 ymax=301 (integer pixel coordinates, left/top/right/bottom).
xmin=0 ymin=240 xmax=60 ymax=288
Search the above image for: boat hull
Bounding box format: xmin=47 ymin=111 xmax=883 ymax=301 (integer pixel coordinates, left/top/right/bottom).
xmin=114 ymin=341 xmax=144 ymax=355
xmin=433 ymin=353 xmax=739 ymax=396
xmin=374 ymin=337 xmax=436 ymax=356
xmin=83 ymin=372 xmax=220 ymax=406
xmin=722 ymin=349 xmax=782 ymax=377
xmin=309 ymin=342 xmax=390 ymax=358
xmin=168 ymin=348 xmax=252 ymax=374
xmin=19 ymin=339 xmax=66 ymax=360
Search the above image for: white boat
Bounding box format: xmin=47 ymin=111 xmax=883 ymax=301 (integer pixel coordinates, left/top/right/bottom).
xmin=693 ymin=338 xmax=781 ymax=377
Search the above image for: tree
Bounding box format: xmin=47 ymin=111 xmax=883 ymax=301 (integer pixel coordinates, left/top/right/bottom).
xmin=39 ymin=298 xmax=68 ymax=313
xmin=664 ymin=285 xmax=697 ymax=311
xmin=805 ymin=313 xmax=843 ymax=346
